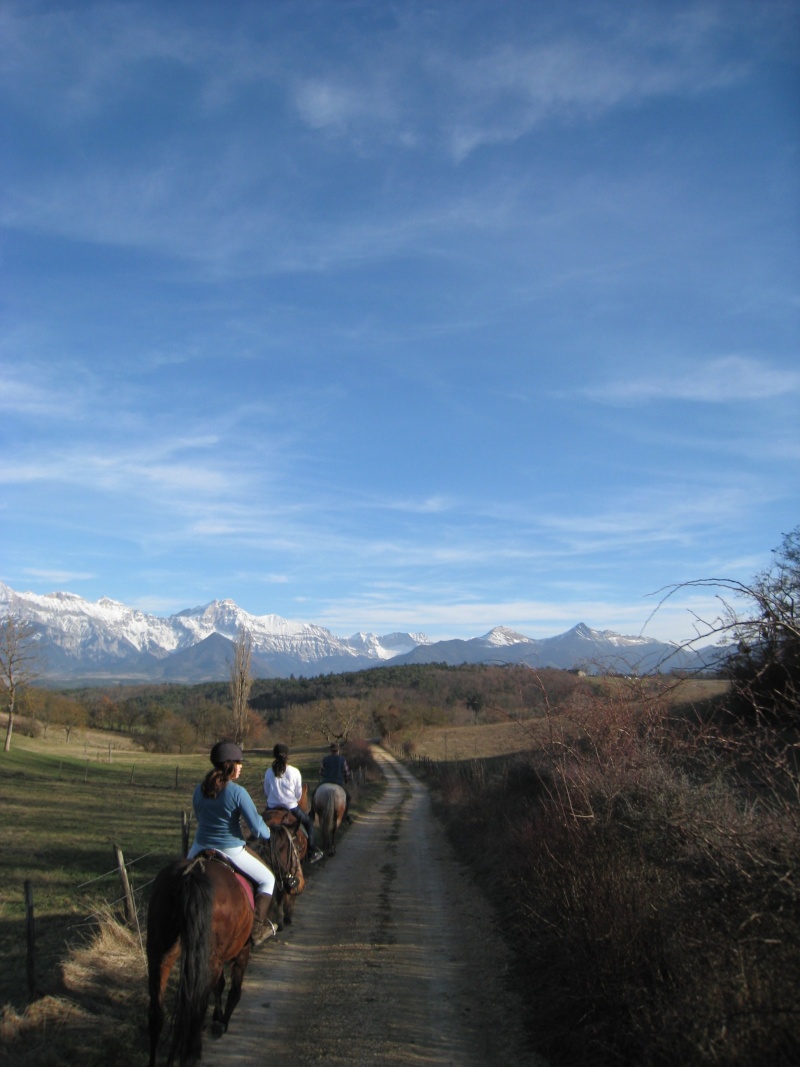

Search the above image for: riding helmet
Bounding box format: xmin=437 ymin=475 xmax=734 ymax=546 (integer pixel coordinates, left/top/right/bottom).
xmin=210 ymin=741 xmax=244 ymax=765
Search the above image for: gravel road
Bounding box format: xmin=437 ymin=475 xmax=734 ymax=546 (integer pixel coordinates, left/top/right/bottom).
xmin=213 ymin=745 xmax=542 ymax=1066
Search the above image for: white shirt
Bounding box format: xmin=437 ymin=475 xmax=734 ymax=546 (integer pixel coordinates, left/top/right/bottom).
xmin=264 ymin=764 xmax=303 ymax=809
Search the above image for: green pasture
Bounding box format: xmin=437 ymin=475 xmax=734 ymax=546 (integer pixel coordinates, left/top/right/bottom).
xmin=0 ymin=735 xmax=327 ymax=1011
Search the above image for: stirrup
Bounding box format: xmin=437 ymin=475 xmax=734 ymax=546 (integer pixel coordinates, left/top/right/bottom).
xmin=251 ymin=919 xmax=277 ymax=946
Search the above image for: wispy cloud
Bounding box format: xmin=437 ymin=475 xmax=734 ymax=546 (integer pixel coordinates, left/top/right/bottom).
xmin=0 ymin=373 xmax=69 ymax=418
xmin=22 ymin=567 xmax=96 ymax=586
xmin=310 ymin=587 xmax=731 ymax=644
xmin=584 ymin=356 xmax=800 ymax=405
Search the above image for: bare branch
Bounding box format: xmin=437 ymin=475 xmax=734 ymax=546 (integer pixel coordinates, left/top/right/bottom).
xmin=1 ymin=615 xmax=40 ymax=753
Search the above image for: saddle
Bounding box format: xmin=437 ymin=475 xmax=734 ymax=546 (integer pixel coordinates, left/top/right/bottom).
xmin=188 ymin=850 xmax=256 ymax=911
xmin=264 ymin=806 xmax=303 ymax=833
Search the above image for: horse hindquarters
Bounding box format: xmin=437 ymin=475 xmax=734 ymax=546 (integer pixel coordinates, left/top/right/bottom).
xmin=316 ymin=784 xmax=344 ymax=854
xmin=146 ymin=864 xmax=183 ymax=1067
xmin=170 ymin=863 xmax=216 ymax=1066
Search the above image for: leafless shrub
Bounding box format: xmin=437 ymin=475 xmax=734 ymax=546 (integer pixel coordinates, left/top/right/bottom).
xmin=423 ymin=666 xmax=800 ymax=1065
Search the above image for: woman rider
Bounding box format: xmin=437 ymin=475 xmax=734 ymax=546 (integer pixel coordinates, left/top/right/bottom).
xmin=263 ymin=743 xmax=324 ymax=864
xmin=188 ymin=740 xmax=277 ymax=945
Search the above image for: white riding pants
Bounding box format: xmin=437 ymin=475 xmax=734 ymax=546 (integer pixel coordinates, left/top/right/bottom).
xmin=188 ymin=842 xmax=275 ymax=896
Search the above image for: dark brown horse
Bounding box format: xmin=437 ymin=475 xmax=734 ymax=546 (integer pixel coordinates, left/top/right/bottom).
xmin=146 ymin=854 xmax=253 ymax=1067
xmin=311 ymin=782 xmax=347 ymax=855
xmin=258 ymin=807 xmax=306 ymax=927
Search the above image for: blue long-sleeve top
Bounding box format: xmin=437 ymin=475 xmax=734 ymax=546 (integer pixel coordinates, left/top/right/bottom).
xmin=191 ymin=780 xmax=271 ymax=851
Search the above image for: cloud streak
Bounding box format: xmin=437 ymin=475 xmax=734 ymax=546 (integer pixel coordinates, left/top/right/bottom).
xmin=585 ymin=357 xmax=800 ymax=405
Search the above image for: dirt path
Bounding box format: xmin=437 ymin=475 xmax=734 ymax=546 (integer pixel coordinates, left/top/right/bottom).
xmin=213 ymin=746 xmax=542 ymax=1067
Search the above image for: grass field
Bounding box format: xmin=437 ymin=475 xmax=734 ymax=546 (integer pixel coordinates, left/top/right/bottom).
xmin=0 ymin=727 xmax=337 ymax=1013
xmin=404 ymin=676 xmax=730 ymax=762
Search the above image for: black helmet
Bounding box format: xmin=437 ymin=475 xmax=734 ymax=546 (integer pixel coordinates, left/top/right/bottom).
xmin=210 ymin=741 xmax=244 ymax=765
xmin=273 ymin=742 xmax=289 ymax=758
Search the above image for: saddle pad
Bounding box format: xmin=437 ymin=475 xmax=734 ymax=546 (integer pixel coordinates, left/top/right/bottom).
xmin=198 ymin=849 xmax=255 ymax=911
xmin=235 ymin=872 xmax=255 ymax=911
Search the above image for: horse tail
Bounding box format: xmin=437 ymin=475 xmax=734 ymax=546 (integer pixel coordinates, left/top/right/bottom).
xmin=321 ymin=789 xmax=336 ymax=851
xmin=170 ymin=859 xmax=214 ymax=1065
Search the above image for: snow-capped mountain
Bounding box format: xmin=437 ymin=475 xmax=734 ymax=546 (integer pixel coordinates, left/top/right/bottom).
xmin=0 ymin=581 xmax=722 ymax=684
xmin=0 ymin=582 xmax=432 ymax=682
xmin=390 ymin=623 xmax=723 ymax=675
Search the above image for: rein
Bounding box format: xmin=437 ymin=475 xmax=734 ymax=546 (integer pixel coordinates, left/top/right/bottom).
xmin=267 ymin=825 xmax=301 ymax=891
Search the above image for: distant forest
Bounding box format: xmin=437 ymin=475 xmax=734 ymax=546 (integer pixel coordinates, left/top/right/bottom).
xmin=24 ymin=663 xmax=620 ymax=753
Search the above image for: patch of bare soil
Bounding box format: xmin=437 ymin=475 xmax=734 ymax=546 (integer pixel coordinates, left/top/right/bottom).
xmin=213 ymin=746 xmax=543 ymax=1067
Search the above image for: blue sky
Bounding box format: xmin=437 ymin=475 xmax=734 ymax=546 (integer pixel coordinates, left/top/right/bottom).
xmin=1 ymin=0 xmax=798 ymax=645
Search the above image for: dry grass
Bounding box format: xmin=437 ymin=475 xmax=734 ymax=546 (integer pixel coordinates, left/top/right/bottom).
xmin=0 ymin=911 xmax=147 ymax=1066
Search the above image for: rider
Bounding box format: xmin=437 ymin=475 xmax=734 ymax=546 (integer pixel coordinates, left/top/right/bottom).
xmin=318 ymin=741 xmax=353 ymax=823
xmin=188 ymin=740 xmax=277 ymax=946
xmin=263 ymin=742 xmax=324 ymax=864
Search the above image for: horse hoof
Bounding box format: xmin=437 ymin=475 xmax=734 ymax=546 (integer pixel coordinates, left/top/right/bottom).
xmin=211 ymin=1021 xmax=226 ymax=1039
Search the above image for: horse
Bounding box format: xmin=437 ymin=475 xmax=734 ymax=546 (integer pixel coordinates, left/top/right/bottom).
xmin=311 ymin=782 xmax=347 ymax=855
xmin=254 ymin=816 xmax=306 ymax=928
xmin=146 ymin=853 xmax=254 ymax=1067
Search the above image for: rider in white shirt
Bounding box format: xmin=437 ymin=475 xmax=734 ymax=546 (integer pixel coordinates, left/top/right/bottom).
xmin=263 ymin=742 xmax=324 ymax=863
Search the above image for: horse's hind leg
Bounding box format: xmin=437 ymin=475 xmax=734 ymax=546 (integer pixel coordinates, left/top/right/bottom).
xmin=148 ymin=942 xmax=179 ymax=1067
xmin=221 ymin=945 xmax=251 ymax=1034
xmin=210 ymin=969 xmax=226 ymax=1038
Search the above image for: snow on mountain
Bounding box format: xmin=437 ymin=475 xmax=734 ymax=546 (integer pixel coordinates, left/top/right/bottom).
xmin=481 ymin=626 xmax=536 ymax=647
xmin=0 ymin=582 xmax=431 ymax=680
xmin=0 ymin=582 xmax=180 ymax=658
xmin=0 ymin=581 xmax=721 ymax=683
xmin=568 ymin=621 xmax=665 ymax=649
xmin=345 ymin=631 xmax=431 ymax=659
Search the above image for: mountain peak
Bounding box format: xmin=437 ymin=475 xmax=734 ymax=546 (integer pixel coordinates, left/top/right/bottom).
xmin=481 ymin=626 xmax=533 ymax=646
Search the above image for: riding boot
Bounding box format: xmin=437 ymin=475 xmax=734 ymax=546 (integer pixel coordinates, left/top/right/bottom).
xmin=251 ymin=893 xmax=277 ymax=946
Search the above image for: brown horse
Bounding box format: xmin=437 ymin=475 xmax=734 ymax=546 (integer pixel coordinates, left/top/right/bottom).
xmin=311 ymin=782 xmax=347 ymax=855
xmin=259 ymin=801 xmax=307 ymax=927
xmin=146 ymin=854 xmax=253 ymax=1067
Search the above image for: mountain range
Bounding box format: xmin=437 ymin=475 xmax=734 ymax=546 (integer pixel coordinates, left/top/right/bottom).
xmin=0 ymin=581 xmax=724 ymax=685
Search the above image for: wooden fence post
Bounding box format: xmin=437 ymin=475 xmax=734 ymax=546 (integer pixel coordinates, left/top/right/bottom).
xmin=113 ymin=844 xmax=136 ymax=926
xmin=181 ymin=811 xmax=190 ymax=856
xmin=175 ymin=766 xmax=179 ymax=790
xmin=24 ymin=880 xmax=36 ymax=1000
xmin=129 ymin=764 xmax=135 ymax=785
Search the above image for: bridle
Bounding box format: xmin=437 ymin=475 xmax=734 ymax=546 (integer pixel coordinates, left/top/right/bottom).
xmin=266 ymin=823 xmax=302 ymax=891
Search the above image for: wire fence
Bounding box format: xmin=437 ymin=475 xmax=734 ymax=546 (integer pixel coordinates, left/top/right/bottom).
xmin=23 ymin=815 xmax=191 ymax=999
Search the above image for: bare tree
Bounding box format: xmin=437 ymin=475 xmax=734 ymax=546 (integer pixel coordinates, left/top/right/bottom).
xmin=316 ymin=703 xmax=363 ymax=747
xmin=653 ymin=525 xmax=800 ymax=727
xmin=229 ymin=627 xmax=253 ymax=746
xmin=1 ymin=615 xmax=39 ymax=753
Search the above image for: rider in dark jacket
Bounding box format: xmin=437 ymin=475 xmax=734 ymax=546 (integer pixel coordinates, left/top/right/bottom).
xmin=318 ymin=741 xmax=352 ymax=822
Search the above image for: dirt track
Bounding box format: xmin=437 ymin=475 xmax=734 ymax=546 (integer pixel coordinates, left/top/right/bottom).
xmin=213 ymin=746 xmax=542 ymax=1066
